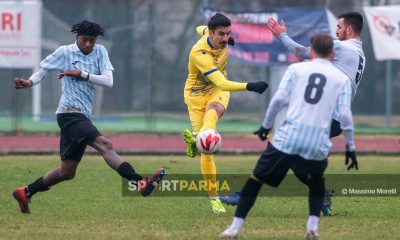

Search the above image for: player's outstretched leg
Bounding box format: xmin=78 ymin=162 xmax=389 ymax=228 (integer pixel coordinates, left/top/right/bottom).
xmin=321 ymin=188 xmax=334 ymax=216
xmin=12 ymin=187 xmax=30 ymax=214
xmin=182 ymin=129 xmax=197 ymax=158
xmin=139 ymin=168 xmax=166 ymax=197
xmin=219 ymin=191 xmax=242 ymax=206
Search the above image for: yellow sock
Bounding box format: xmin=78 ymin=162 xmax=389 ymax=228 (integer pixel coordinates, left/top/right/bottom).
xmin=200 ymin=153 xmax=218 ymax=197
xmin=200 ymin=109 xmax=218 ymax=132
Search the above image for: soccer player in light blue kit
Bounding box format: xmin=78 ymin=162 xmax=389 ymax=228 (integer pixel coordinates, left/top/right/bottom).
xmin=220 ymin=34 xmax=357 ymax=240
xmin=268 ymin=12 xmax=365 ymax=137
xmin=12 ymin=20 xmax=165 ymax=214
xmin=220 ymin=12 xmax=364 ymax=215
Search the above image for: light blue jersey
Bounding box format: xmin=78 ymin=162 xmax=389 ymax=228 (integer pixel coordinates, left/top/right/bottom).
xmin=40 ymin=43 xmax=114 ymax=118
xmin=331 ymin=39 xmax=364 ymax=120
xmin=279 ymin=34 xmax=365 ymax=100
xmin=266 ymin=59 xmax=352 ymax=160
xmin=332 ymin=39 xmax=365 ymax=99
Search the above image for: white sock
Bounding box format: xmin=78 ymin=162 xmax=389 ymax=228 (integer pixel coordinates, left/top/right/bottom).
xmin=210 ymin=196 xmax=218 ymax=200
xmin=231 ymin=217 xmax=244 ymax=230
xmin=306 ymin=215 xmax=319 ymax=232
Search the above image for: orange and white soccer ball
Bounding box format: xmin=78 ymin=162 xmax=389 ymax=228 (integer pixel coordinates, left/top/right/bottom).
xmin=195 ymin=129 xmax=222 ymax=155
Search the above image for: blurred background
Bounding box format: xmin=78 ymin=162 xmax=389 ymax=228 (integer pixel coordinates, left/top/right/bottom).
xmin=0 ymin=0 xmax=399 ymax=134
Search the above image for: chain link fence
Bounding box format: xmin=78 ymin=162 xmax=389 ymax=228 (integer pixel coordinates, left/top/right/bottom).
xmin=1 ymin=0 xmax=399 ymax=131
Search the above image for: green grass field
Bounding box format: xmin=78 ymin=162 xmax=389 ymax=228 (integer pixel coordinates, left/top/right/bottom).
xmin=1 ymin=155 xmax=399 ymax=239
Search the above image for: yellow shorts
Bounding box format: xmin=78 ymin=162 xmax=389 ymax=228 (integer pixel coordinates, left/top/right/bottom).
xmin=184 ymin=90 xmax=230 ymax=134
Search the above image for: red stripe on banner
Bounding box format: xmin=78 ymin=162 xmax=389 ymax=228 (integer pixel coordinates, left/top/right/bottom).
xmin=231 ymin=23 xmax=273 ymax=44
xmin=229 ymin=48 xmax=270 ymax=63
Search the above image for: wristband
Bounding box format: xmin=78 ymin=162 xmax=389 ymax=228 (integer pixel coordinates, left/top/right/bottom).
xmin=80 ymin=71 xmax=90 ymax=81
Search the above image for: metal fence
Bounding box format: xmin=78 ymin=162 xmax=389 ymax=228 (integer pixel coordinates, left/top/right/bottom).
xmin=1 ymin=0 xmax=399 ymax=123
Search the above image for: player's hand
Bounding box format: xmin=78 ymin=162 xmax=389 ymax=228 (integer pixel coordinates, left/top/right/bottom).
xmin=296 ymin=54 xmax=304 ymax=62
xmin=345 ymin=150 xmax=358 ymax=170
xmin=267 ymin=17 xmax=286 ymax=38
xmin=57 ymin=70 xmax=82 ymax=79
xmin=253 ymin=126 xmax=270 ymax=141
xmin=246 ymin=81 xmax=268 ymax=94
xmin=13 ymin=78 xmax=32 ymax=89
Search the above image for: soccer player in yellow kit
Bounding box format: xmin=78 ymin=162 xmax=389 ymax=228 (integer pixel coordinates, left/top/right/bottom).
xmin=183 ymin=13 xmax=269 ymax=213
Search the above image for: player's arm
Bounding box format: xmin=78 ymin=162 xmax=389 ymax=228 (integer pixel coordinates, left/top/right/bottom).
xmin=338 ymin=104 xmax=358 ymax=170
xmin=14 ymin=68 xmax=49 ymax=89
xmin=196 ymin=25 xmax=208 ymax=37
xmin=338 ymin=105 xmax=355 ymax=150
xmin=57 ymin=69 xmax=113 ymax=88
xmin=205 ymin=70 xmax=245 ymax=91
xmin=84 ymin=69 xmax=113 ymax=88
xmin=337 ymin=80 xmax=358 ymax=170
xmin=15 ymin=45 xmax=67 ymax=89
xmin=267 ymin=18 xmax=310 ymax=59
xmin=337 ymin=80 xmax=355 ymax=150
xmin=207 ymin=69 xmax=268 ymax=93
xmin=194 ymin=51 xmax=268 ymax=93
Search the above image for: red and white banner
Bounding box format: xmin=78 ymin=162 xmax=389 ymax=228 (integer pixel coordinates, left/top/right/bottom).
xmin=0 ymin=0 xmax=41 ymax=68
xmin=363 ymin=5 xmax=400 ymax=60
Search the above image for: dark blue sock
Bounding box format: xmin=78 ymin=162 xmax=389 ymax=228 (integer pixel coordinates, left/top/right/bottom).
xmin=309 ymin=175 xmax=325 ymax=216
xmin=235 ymin=178 xmax=262 ymax=219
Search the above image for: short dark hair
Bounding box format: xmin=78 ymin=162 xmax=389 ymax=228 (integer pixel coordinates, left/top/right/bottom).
xmin=207 ymin=13 xmax=231 ymax=31
xmin=71 ymin=20 xmax=105 ymax=37
xmin=310 ymin=34 xmax=333 ymax=57
xmin=338 ymin=12 xmax=363 ymax=35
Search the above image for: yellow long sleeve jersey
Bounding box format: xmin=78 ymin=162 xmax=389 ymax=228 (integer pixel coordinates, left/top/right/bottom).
xmin=184 ymin=26 xmax=247 ymax=97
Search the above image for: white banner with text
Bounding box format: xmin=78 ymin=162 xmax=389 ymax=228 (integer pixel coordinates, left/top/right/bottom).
xmin=0 ymin=1 xmax=41 ymax=68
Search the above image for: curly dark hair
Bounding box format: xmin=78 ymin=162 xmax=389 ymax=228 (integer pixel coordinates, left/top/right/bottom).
xmin=70 ymin=20 xmax=105 ymax=37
